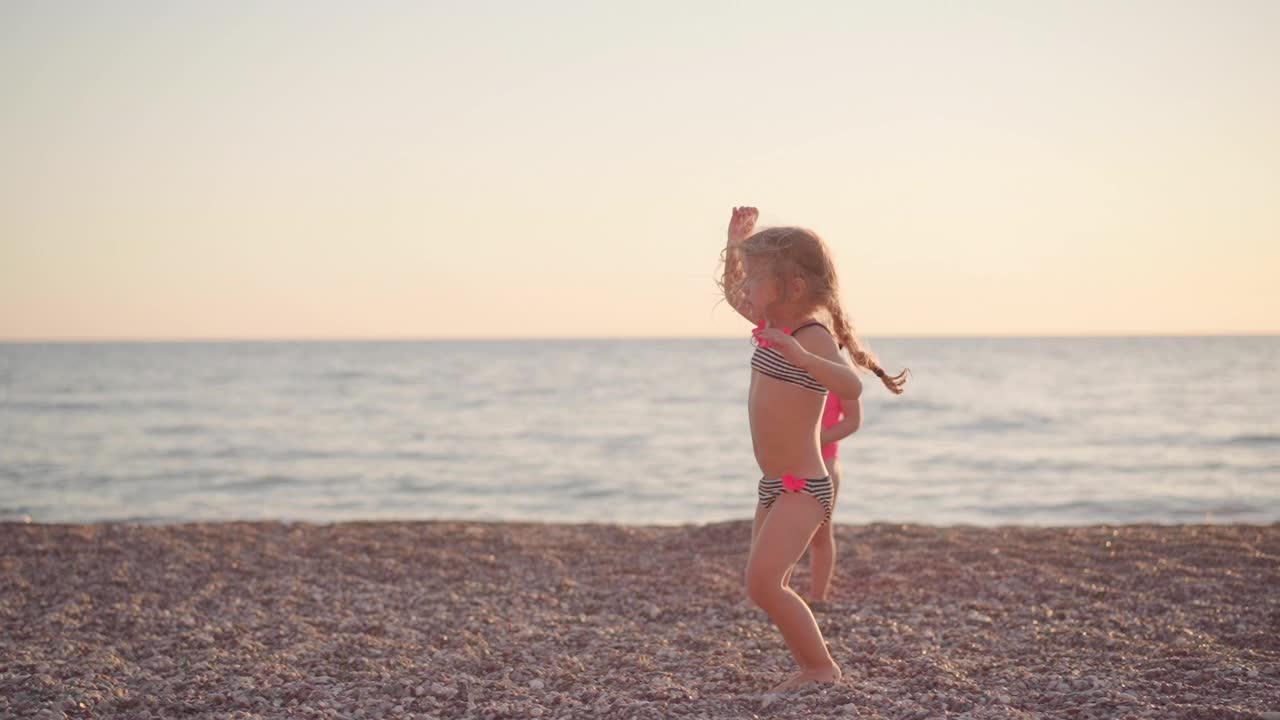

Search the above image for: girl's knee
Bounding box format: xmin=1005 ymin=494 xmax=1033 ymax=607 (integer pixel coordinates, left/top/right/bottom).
xmin=744 ymin=565 xmax=782 ymax=604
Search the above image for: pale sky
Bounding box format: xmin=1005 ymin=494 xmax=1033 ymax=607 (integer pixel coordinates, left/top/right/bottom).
xmin=2 ymin=1 xmax=1277 ymax=340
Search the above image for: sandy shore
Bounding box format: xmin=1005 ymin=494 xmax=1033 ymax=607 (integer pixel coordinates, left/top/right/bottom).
xmin=2 ymin=520 xmax=1278 ymax=719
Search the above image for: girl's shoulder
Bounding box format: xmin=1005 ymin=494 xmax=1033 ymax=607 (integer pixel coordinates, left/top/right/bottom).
xmin=792 ymin=320 xmax=844 ymax=350
xmin=791 ymin=320 xmax=831 ymax=337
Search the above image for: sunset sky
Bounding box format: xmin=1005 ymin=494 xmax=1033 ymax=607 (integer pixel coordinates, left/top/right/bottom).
xmin=2 ymin=1 xmax=1277 ymax=340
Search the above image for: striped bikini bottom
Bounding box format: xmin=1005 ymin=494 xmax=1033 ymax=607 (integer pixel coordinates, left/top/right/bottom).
xmin=757 ymin=474 xmax=834 ymax=525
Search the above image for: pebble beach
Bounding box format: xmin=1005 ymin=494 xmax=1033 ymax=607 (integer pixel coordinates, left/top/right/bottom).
xmin=2 ymin=520 xmax=1278 ymax=719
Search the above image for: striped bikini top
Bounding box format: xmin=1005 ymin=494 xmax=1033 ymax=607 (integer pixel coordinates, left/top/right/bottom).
xmin=750 ymin=321 xmax=834 ymax=395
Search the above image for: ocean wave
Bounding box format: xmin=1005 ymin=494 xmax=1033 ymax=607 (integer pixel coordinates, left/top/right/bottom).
xmin=5 ymin=400 xmax=104 ymax=412
xmin=943 ymin=413 xmax=1057 ymax=433
xmin=875 ymin=399 xmax=954 ymax=413
xmin=146 ymin=423 xmax=206 ymax=436
xmin=319 ymin=370 xmax=368 ymax=382
xmin=214 ymin=475 xmax=302 ymax=491
xmin=1222 ymin=434 xmax=1280 ymax=447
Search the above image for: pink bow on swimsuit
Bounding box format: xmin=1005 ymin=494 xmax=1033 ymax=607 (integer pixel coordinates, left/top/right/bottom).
xmin=751 ymin=321 xmax=792 ymax=349
xmin=782 ymin=474 xmax=807 ymax=492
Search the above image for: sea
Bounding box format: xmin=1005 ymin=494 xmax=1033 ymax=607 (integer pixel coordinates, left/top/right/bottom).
xmin=2 ymin=337 xmax=1277 ymax=526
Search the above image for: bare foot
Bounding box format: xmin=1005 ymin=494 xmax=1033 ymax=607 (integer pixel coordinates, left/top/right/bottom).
xmin=766 ymin=663 xmax=843 ymax=693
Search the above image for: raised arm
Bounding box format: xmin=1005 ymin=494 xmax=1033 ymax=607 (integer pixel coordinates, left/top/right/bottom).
xmin=720 ymin=206 xmax=759 ymax=323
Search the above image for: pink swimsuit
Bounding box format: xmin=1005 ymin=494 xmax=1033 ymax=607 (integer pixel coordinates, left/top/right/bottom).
xmin=821 ymin=393 xmax=843 ymax=460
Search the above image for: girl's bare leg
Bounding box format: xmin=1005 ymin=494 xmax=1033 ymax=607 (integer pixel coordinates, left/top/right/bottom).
xmin=807 ymin=466 xmax=840 ymax=602
xmin=745 ymin=493 xmax=842 ymax=692
xmin=781 ymin=465 xmax=838 ymax=603
xmin=742 ymin=501 xmax=771 ymax=606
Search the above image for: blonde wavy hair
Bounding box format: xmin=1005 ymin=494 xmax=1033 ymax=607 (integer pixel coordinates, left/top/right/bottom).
xmin=718 ymin=226 xmax=909 ymax=394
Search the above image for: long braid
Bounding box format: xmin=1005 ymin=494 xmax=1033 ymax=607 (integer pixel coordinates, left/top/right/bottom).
xmin=827 ymin=298 xmax=909 ymax=395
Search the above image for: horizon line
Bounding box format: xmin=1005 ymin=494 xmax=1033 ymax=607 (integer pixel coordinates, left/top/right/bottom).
xmin=3 ymin=331 xmax=1278 ymax=344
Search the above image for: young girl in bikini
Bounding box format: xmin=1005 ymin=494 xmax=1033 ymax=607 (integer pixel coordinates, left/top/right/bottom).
xmin=719 ymin=206 xmax=908 ymax=693
xmin=783 ymin=392 xmax=857 ymax=609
